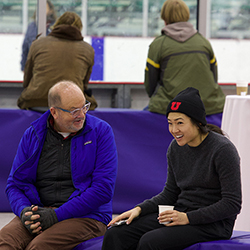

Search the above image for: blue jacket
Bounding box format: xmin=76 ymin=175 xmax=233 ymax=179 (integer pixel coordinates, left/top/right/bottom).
xmin=6 ymin=111 xmax=117 ymax=225
xmin=21 ymin=22 xmax=53 ymax=71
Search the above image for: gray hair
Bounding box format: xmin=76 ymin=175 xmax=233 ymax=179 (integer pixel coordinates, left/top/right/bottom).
xmin=48 ymin=80 xmax=82 ymax=107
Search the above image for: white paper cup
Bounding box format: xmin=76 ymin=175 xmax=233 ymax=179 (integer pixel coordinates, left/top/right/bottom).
xmin=158 ymin=205 xmax=174 ymax=224
xmin=236 ymin=80 xmax=248 ymax=96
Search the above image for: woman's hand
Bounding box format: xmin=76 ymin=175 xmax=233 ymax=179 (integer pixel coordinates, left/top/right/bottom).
xmin=107 ymin=206 xmax=142 ymax=227
xmin=158 ymin=210 xmax=189 ymax=226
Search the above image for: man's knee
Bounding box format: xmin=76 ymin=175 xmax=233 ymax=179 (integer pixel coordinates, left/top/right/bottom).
xmin=25 ymin=236 xmax=45 ymax=250
xmin=0 ymin=218 xmax=33 ymax=249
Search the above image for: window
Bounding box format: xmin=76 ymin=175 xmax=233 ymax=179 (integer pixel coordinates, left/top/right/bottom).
xmin=0 ymin=0 xmax=197 ymax=36
xmin=211 ymin=0 xmax=250 ymax=39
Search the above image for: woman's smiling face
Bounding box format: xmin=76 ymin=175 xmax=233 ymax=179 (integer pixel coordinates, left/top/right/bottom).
xmin=167 ymin=112 xmax=202 ymax=147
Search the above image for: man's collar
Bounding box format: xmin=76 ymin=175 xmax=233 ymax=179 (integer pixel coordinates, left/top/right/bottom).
xmin=47 ymin=115 xmax=84 ymax=140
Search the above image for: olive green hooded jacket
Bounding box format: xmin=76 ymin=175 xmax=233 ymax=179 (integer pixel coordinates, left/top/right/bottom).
xmin=144 ymin=22 xmax=225 ymax=115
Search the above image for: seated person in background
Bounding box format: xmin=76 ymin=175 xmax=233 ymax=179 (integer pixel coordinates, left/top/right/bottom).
xmin=20 ymin=0 xmax=57 ymax=71
xmin=102 ymin=87 xmax=241 ymax=250
xmin=0 ymin=80 xmax=117 ymax=249
xmin=18 ymin=11 xmax=97 ymax=112
xmin=144 ymin=0 xmax=225 ymax=126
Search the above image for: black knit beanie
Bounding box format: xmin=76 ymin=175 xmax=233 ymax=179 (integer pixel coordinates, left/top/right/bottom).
xmin=166 ymin=87 xmax=207 ymax=125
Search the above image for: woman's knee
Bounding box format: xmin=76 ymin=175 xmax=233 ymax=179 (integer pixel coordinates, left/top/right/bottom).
xmin=103 ymin=227 xmax=119 ymax=245
xmin=102 ymin=226 xmax=138 ymax=250
xmin=137 ymin=233 xmax=156 ymax=250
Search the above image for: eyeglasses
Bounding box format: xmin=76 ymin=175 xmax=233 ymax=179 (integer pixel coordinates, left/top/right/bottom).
xmin=55 ymin=101 xmax=91 ymax=118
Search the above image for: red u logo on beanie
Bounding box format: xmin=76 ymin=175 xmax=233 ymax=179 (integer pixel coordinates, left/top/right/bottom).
xmin=171 ymin=102 xmax=181 ymax=110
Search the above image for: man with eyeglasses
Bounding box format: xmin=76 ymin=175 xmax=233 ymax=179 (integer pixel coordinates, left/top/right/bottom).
xmin=0 ymin=80 xmax=118 ymax=249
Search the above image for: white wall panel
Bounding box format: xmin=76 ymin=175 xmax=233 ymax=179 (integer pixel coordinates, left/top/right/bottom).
xmin=1 ymin=34 xmax=250 ymax=84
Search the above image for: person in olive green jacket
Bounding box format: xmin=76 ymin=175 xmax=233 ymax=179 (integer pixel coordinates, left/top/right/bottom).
xmin=144 ymin=0 xmax=225 ymax=120
xmin=18 ymin=11 xmax=97 ymax=111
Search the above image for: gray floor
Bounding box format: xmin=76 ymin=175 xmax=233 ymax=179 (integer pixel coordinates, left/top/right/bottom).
xmin=0 ymin=213 xmax=15 ymax=230
xmin=0 ymin=84 xmax=237 ymax=110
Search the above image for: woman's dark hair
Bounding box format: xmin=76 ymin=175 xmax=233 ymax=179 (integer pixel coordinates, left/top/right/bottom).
xmin=53 ymin=11 xmax=82 ymax=31
xmin=191 ymin=118 xmax=224 ymax=136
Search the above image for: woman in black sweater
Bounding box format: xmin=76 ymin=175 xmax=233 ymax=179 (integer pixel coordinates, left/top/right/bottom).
xmin=102 ymin=87 xmax=241 ymax=250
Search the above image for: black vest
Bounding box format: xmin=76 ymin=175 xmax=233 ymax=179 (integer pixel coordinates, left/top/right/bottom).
xmin=36 ymin=127 xmax=76 ymax=207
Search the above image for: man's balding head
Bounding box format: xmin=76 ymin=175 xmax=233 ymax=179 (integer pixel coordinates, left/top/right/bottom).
xmin=48 ymin=80 xmax=84 ymax=108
